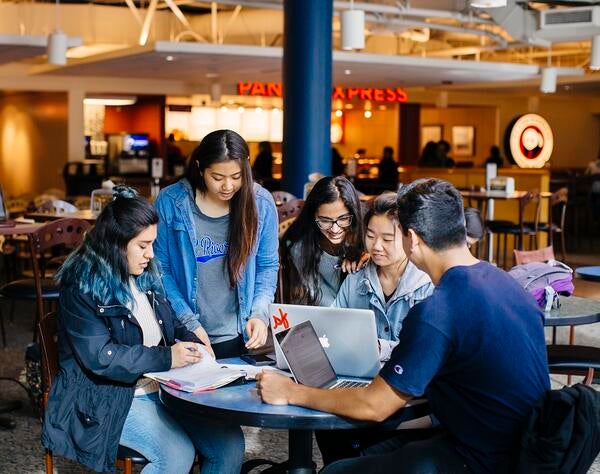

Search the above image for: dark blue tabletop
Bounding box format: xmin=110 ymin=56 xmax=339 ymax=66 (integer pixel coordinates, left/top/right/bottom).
xmin=576 ymin=266 xmax=600 ymax=282
xmin=544 ymin=295 xmax=600 ymax=327
xmin=160 ymin=358 xmax=430 ymax=431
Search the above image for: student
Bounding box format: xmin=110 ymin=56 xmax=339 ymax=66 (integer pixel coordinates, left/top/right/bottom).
xmin=464 ymin=206 xmax=485 ymax=250
xmin=155 ymin=129 xmax=279 ymax=359
xmin=42 ymin=186 xmax=244 ymax=474
xmin=257 ymin=178 xmax=550 ymax=473
xmin=332 ymin=192 xmax=432 ymax=362
xmin=252 ymin=140 xmax=274 ymax=182
xmin=280 ymin=176 xmax=365 ymax=306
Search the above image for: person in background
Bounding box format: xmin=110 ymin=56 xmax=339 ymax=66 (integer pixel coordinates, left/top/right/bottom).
xmin=165 ymin=133 xmax=185 ymax=176
xmin=42 ymin=186 xmax=244 ymax=474
xmin=485 ymin=145 xmax=504 ymax=168
xmin=252 ymin=141 xmax=274 ymax=183
xmin=586 ymin=151 xmax=600 ymax=220
xmin=332 ymin=147 xmax=345 ymax=176
xmin=464 ymin=207 xmax=485 ymax=251
xmin=316 ymin=192 xmax=433 ymax=465
xmin=155 ymin=129 xmax=279 ymax=359
xmin=377 ymin=146 xmax=400 ymax=190
xmin=417 ymin=141 xmax=439 ymax=167
xmin=281 ymin=176 xmax=365 ymax=306
xmin=437 ymin=140 xmax=455 ymax=168
xmin=257 ymin=178 xmax=550 ymax=474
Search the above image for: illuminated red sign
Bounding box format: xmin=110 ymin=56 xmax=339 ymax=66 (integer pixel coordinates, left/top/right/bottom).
xmin=237 ymin=82 xmax=408 ymax=103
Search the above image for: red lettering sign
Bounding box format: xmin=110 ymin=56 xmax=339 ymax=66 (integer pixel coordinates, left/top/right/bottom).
xmin=236 ymin=82 xmax=408 ymax=103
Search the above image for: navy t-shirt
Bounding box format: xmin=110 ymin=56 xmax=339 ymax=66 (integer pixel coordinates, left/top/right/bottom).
xmin=380 ymin=262 xmax=550 ymax=473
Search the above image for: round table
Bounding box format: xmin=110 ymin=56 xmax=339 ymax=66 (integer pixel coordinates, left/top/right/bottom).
xmin=575 ymin=266 xmax=600 ymax=282
xmin=544 ymin=295 xmax=600 ymax=327
xmin=160 ymin=360 xmax=430 ymax=473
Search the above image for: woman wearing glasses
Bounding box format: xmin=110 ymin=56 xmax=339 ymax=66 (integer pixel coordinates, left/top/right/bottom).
xmin=155 ymin=129 xmax=279 ymax=359
xmin=280 ymin=176 xmax=365 ymax=305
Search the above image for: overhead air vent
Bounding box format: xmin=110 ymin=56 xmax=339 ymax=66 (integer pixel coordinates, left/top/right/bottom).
xmin=540 ymin=6 xmax=600 ymax=29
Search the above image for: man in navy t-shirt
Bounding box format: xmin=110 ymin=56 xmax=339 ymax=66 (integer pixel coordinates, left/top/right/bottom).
xmin=257 ymin=179 xmax=550 ymax=473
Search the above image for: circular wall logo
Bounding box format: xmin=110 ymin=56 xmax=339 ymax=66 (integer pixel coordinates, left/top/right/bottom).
xmin=507 ymin=114 xmax=553 ymax=168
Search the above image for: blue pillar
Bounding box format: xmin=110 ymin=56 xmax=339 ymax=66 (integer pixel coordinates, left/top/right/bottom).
xmin=282 ymin=0 xmax=332 ymax=197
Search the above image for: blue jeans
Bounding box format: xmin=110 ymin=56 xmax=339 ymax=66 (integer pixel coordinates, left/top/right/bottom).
xmin=119 ymin=392 xmax=244 ymax=474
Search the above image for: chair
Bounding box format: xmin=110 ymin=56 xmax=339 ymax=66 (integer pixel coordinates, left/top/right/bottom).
xmin=38 ymin=312 xmax=148 ymax=474
xmin=487 ymin=192 xmax=541 ymax=269
xmin=271 ymin=191 xmax=297 ymax=206
xmin=537 ymin=188 xmax=568 ymax=262
xmin=278 ymin=217 xmax=296 ymax=239
xmin=0 ymin=218 xmax=90 ymax=341
xmin=513 ymin=246 xmax=555 ymax=265
xmin=277 ymin=199 xmax=304 ymax=223
xmin=546 ymin=344 xmax=600 ymax=385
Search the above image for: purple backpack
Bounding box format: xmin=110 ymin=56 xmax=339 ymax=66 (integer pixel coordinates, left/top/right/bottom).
xmin=508 ymin=260 xmax=574 ymax=309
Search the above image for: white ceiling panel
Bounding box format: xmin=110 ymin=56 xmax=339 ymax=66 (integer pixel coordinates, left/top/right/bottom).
xmin=35 ymin=41 xmax=542 ymax=89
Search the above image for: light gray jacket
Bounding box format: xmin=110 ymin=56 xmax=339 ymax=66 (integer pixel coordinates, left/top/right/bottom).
xmin=332 ymin=261 xmax=433 ymax=361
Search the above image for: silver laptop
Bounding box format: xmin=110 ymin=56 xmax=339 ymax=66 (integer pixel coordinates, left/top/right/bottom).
xmin=269 ymin=303 xmax=380 ymax=378
xmin=276 ymin=320 xmax=370 ymax=390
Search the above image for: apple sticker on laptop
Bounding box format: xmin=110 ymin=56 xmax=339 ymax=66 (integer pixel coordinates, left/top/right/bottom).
xmin=319 ymin=335 xmax=330 ymax=348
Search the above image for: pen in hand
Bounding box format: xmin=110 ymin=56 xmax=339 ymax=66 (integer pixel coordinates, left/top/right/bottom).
xmin=174 ymin=338 xmax=198 ymax=353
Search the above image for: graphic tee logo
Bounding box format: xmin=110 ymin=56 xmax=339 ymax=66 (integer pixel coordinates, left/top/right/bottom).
xmin=196 ymin=236 xmax=228 ymax=264
xmin=272 ymin=308 xmax=289 ymax=330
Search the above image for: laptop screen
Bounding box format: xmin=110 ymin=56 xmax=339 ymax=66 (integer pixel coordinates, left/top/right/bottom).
xmin=276 ymin=320 xmax=338 ymax=389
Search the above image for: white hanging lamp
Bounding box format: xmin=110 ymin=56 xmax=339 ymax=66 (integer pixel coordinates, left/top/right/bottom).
xmin=47 ymin=0 xmax=67 ymax=65
xmin=590 ymin=35 xmax=600 ymax=70
xmin=341 ymin=0 xmax=365 ymax=50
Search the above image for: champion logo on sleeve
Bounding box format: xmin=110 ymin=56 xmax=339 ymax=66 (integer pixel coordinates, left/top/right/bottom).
xmin=394 ymin=365 xmax=404 ymax=375
xmin=196 ymin=236 xmax=228 ymax=264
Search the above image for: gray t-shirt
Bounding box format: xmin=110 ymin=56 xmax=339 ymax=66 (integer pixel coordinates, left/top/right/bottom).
xmin=193 ymin=206 xmax=239 ymax=344
xmin=290 ymin=242 xmax=341 ymax=306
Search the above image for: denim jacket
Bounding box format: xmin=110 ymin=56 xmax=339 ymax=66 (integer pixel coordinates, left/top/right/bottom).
xmin=332 ymin=261 xmax=433 ymax=361
xmin=154 ymin=179 xmax=279 ymax=336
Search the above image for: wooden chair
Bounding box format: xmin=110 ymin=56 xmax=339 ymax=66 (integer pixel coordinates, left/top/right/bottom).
xmin=0 ymin=218 xmax=90 ymax=341
xmin=38 ymin=312 xmax=148 ymax=474
xmin=277 ymin=199 xmax=304 ymax=223
xmin=271 ymin=191 xmax=297 ymax=206
xmin=513 ymin=246 xmax=555 ymax=265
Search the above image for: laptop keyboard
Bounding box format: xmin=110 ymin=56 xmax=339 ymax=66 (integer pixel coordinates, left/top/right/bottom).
xmin=331 ymin=380 xmax=370 ymax=389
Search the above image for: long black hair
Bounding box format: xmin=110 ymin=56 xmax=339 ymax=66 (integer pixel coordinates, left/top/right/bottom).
xmin=57 ymin=186 xmax=161 ymax=305
xmin=185 ymin=129 xmax=257 ymax=288
xmin=281 ymin=176 xmax=364 ymax=305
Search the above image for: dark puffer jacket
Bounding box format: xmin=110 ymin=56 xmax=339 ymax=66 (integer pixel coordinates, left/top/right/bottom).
xmin=42 ymin=284 xmax=199 ymax=473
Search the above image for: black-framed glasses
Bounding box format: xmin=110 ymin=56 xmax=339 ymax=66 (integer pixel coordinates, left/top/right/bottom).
xmin=315 ymin=214 xmax=353 ymax=230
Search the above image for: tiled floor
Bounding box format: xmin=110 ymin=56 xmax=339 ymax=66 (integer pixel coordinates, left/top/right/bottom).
xmin=0 ymin=249 xmax=598 ymax=473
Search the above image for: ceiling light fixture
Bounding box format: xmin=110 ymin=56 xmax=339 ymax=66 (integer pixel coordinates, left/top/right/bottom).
xmin=47 ymin=0 xmax=67 ymax=65
xmin=540 ymin=68 xmax=557 ymax=94
xmin=341 ymin=0 xmax=365 ymax=50
xmin=591 ymin=35 xmax=600 ymax=70
xmin=84 ymin=96 xmax=137 ymax=106
xmin=165 ymin=55 xmax=174 ymax=62
xmin=470 ymin=0 xmax=507 ymax=8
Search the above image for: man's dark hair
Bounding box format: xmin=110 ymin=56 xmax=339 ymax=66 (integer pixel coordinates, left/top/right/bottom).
xmin=396 ymin=178 xmax=466 ymax=251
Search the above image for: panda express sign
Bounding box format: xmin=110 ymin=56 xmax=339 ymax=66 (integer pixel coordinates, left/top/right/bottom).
xmin=237 ymin=81 xmax=408 ymax=103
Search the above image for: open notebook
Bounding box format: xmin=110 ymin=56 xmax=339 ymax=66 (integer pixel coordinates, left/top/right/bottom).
xmin=145 ymin=346 xmax=287 ymax=392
